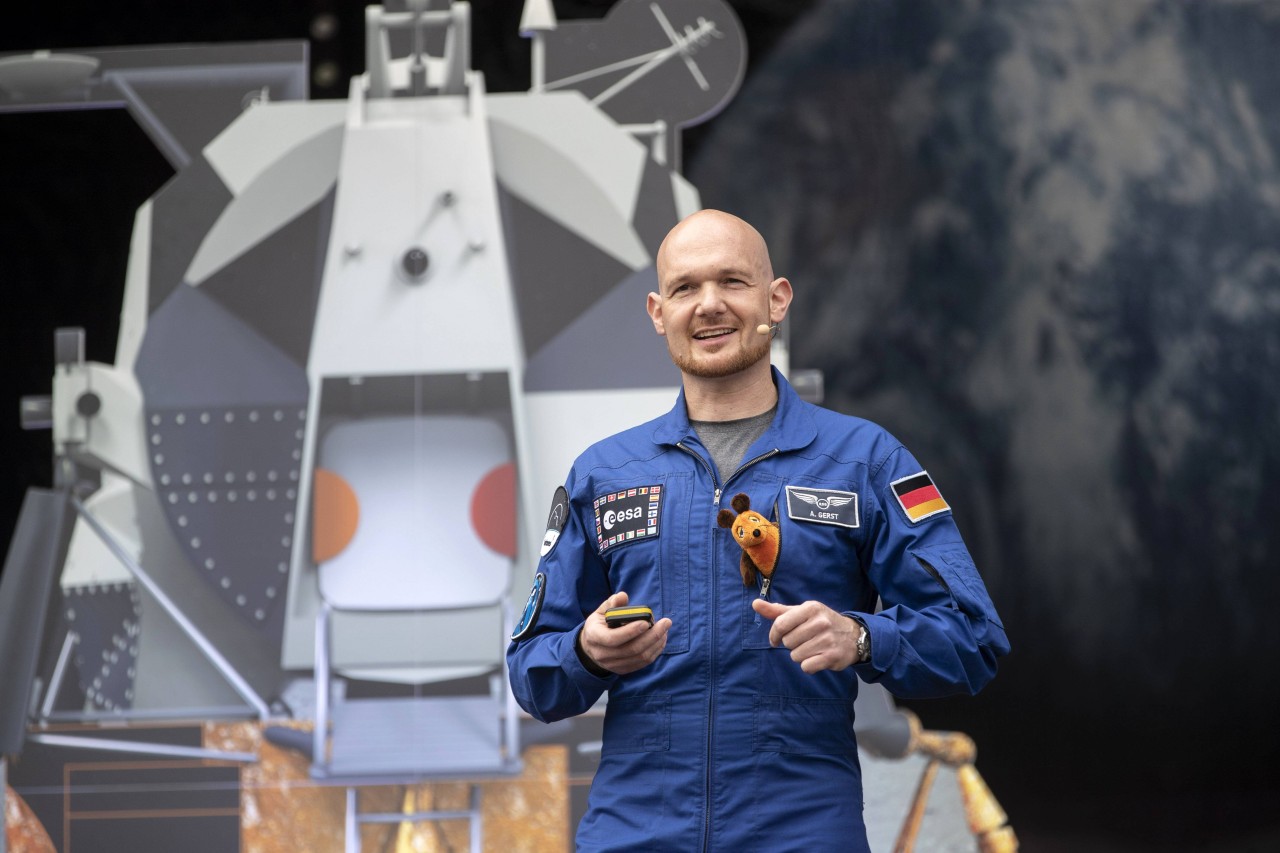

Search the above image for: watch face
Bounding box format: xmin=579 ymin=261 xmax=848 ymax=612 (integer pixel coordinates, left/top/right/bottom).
xmin=540 ymin=0 xmax=747 ymax=128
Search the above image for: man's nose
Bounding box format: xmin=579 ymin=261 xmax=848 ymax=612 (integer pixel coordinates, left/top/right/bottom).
xmin=694 ymin=284 xmax=726 ymax=314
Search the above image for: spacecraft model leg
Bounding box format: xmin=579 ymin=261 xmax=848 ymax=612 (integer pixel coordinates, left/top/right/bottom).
xmin=891 ymin=715 xmax=1019 ymax=853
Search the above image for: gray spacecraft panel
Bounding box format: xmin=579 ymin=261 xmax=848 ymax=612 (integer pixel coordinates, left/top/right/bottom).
xmin=0 ymin=488 xmax=73 ymax=754
xmin=523 ymin=265 xmax=679 ymax=393
xmin=0 ymin=42 xmax=309 ymax=169
xmin=62 ymin=582 xmax=142 ymax=712
xmin=488 ymin=106 xmax=649 ymax=271
xmin=135 ymin=282 xmax=308 ymax=408
xmin=197 ymin=190 xmax=336 ymax=368
xmin=125 ymin=483 xmax=288 ymax=709
xmin=541 ymin=0 xmax=747 ymax=130
xmin=203 ymin=101 xmax=347 ymax=198
xmin=631 ymin=155 xmax=681 ymax=256
xmin=134 ymin=283 xmax=306 ymax=625
xmin=146 ymin=157 xmax=234 ymax=315
xmin=148 ymin=422 xmax=299 ymax=627
xmin=186 ymin=123 xmax=343 ymax=287
xmin=497 ymin=186 xmax=634 ymax=359
xmin=110 ymin=70 xmax=280 ymax=171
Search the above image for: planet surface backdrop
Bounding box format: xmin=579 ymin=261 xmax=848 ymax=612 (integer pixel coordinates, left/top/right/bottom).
xmin=690 ymin=0 xmax=1280 ymax=844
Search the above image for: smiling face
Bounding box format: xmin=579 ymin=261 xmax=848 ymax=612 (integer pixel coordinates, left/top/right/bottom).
xmin=648 ymin=210 xmax=792 ymax=384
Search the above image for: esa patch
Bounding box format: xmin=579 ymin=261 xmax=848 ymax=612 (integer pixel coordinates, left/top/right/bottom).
xmin=891 ymin=471 xmax=951 ymax=523
xmin=540 ymin=486 xmax=569 ymax=557
xmin=510 ymin=572 xmax=546 ymax=641
xmin=594 ymin=485 xmax=662 ymax=553
xmin=785 ymin=486 xmax=860 ymax=528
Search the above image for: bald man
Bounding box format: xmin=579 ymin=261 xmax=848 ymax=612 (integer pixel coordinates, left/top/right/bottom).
xmin=508 ymin=210 xmax=1008 ymax=852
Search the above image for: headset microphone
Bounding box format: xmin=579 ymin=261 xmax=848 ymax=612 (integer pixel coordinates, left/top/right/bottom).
xmin=756 ymin=323 xmax=778 ymax=335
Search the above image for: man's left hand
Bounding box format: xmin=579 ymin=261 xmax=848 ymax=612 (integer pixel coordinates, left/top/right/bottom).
xmin=751 ymin=598 xmax=860 ymax=673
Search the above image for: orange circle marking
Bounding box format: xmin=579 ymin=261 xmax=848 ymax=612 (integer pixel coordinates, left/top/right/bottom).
xmin=312 ymin=468 xmax=359 ymax=563
xmin=471 ymin=462 xmax=516 ymax=558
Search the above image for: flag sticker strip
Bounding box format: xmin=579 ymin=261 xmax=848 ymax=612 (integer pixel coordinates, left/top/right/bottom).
xmin=594 ymin=485 xmax=662 ymax=553
xmin=890 ymin=471 xmax=950 ymax=523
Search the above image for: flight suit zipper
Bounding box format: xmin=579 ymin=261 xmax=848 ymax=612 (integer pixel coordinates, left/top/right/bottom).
xmin=676 ymin=441 xmax=779 ymax=851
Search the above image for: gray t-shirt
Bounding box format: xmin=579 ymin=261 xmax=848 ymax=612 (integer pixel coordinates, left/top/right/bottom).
xmin=691 ymin=406 xmax=777 ymax=485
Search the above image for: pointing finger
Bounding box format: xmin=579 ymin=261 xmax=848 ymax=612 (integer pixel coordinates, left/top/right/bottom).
xmin=751 ymin=597 xmax=788 ymax=621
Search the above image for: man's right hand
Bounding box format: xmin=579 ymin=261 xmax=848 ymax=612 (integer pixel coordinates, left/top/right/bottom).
xmin=578 ymin=591 xmax=671 ymax=675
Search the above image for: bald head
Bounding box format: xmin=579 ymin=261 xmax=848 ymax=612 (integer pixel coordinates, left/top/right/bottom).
xmin=646 ymin=209 xmax=793 ymax=414
xmin=656 ymin=209 xmax=776 ymax=292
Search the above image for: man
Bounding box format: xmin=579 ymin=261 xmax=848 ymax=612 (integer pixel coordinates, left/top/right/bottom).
xmin=507 ymin=210 xmax=1009 ymax=851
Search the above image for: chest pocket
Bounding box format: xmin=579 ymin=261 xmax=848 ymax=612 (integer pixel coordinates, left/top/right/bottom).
xmin=596 ymin=472 xmax=691 ymax=655
xmin=738 ymin=474 xmax=868 ymax=650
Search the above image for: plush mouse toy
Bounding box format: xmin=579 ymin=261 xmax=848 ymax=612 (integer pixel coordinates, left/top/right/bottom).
xmin=716 ymin=492 xmax=780 ymax=588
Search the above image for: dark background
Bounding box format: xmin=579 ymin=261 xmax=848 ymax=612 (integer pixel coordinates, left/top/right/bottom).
xmin=3 ymin=2 xmax=1278 ymax=851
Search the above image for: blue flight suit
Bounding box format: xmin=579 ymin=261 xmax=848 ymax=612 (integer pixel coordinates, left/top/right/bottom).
xmin=507 ymin=368 xmax=1009 ymax=851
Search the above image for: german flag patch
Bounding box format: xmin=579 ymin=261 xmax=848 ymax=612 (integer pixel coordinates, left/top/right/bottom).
xmin=891 ymin=471 xmax=950 ymax=523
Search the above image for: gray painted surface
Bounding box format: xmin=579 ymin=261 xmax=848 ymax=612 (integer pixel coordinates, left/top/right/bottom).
xmin=862 ymin=750 xmax=976 ymax=853
xmin=522 ymin=263 xmax=680 ymax=392
xmin=0 ymin=489 xmax=72 ymax=754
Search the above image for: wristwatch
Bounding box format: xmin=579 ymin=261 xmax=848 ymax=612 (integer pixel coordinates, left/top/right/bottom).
xmin=854 ymin=619 xmax=871 ymax=663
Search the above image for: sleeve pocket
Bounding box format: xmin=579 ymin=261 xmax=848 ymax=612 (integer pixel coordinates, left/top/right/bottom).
xmin=912 ymin=546 xmax=1004 ymax=629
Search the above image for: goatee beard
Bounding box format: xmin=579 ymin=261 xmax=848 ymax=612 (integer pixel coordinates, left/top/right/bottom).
xmin=671 ymin=335 xmax=771 ymax=379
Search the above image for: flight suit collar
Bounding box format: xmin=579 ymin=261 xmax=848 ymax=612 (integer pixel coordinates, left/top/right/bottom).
xmin=651 ymin=366 xmax=818 ymax=454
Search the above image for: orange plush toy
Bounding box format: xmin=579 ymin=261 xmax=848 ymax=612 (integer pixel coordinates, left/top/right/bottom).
xmin=716 ymin=493 xmax=780 ymax=589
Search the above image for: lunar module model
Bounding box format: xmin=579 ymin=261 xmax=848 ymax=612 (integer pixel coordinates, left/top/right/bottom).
xmin=0 ymin=0 xmax=748 ymax=848
xmin=0 ymin=2 xmax=1013 ymax=850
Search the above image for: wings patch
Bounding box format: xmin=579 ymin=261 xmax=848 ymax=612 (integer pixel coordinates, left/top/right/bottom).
xmin=785 ymin=486 xmax=859 ymax=528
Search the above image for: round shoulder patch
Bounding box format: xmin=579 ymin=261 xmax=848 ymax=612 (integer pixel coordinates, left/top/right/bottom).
xmin=540 ymin=486 xmax=569 ymax=557
xmin=510 ymin=572 xmax=546 ymax=641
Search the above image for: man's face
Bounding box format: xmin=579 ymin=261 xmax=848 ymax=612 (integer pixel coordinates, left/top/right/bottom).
xmin=648 ymin=215 xmax=788 ymax=380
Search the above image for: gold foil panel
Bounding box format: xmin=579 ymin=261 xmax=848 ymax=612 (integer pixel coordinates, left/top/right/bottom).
xmin=205 ymin=722 xmax=569 ymax=852
xmin=4 ymin=784 xmax=56 ymax=853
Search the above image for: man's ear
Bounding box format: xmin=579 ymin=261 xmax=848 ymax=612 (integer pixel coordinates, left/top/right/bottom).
xmin=768 ymin=277 xmax=794 ymax=324
xmin=646 ymin=291 xmax=666 ymax=336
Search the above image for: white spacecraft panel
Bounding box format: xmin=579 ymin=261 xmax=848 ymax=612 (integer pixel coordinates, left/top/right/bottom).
xmin=316 ymin=414 xmax=512 ymax=611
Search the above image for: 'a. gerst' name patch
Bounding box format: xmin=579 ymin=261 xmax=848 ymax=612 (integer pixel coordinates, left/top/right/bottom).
xmin=891 ymin=471 xmax=951 ymax=523
xmin=594 ymin=485 xmax=662 ymax=553
xmin=786 ymin=486 xmax=860 ymax=528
